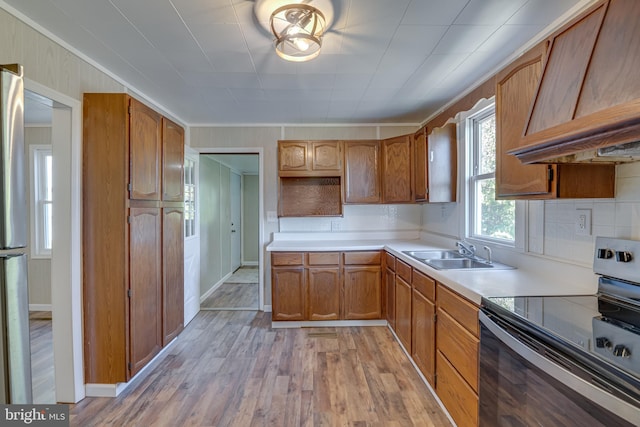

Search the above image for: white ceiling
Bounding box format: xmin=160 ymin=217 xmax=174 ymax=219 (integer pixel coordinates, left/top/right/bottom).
xmin=5 ymin=0 xmax=586 ymax=126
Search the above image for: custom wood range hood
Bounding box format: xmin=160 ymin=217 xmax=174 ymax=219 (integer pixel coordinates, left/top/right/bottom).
xmin=510 ymin=0 xmax=640 ymax=164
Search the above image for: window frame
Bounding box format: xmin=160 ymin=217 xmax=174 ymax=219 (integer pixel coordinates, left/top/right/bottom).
xmin=463 ymin=101 xmax=524 ymax=250
xmin=29 ymin=144 xmax=53 ymax=259
xmin=184 ymin=154 xmax=199 ymax=240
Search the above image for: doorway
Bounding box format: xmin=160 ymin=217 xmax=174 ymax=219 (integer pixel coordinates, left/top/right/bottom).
xmin=24 ymin=81 xmax=84 ymax=404
xmin=198 ymin=153 xmax=261 ymax=311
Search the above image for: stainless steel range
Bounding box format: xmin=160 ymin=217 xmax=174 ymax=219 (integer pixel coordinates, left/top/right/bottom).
xmin=479 ymin=237 xmax=640 ymax=426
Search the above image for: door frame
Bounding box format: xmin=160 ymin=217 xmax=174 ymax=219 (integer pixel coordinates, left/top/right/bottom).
xmin=25 ymin=79 xmax=85 ymax=403
xmin=195 ymin=147 xmax=264 ymax=311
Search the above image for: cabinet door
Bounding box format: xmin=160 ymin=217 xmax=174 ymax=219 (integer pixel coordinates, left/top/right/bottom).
xmin=394 ymin=276 xmax=412 ymax=351
xmin=129 ymin=98 xmax=162 ymax=200
xmin=381 ymin=135 xmax=413 ymax=203
xmin=414 ymin=128 xmax=428 ymax=202
xmin=129 ymin=207 xmax=162 ymax=378
xmin=162 ymin=118 xmax=185 ymax=202
xmin=344 ymin=141 xmax=381 ymax=203
xmin=308 ymin=267 xmax=340 ymax=320
xmin=343 ymin=266 xmax=381 ymax=319
xmin=412 ymin=288 xmax=435 ymax=385
xmin=436 ymin=350 xmax=478 ymax=427
xmin=311 ymin=141 xmax=342 ymax=172
xmin=162 ymin=207 xmax=184 ymax=346
xmin=272 ymin=267 xmax=306 ymax=321
xmin=385 ymin=267 xmax=396 ymax=328
xmin=427 ymin=124 xmax=457 ymax=202
xmin=279 ymin=141 xmax=309 ymax=172
xmin=496 ymin=44 xmax=553 ymax=198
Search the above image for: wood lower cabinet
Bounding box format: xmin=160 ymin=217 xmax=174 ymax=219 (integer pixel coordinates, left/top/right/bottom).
xmin=411 ymin=270 xmax=436 ymax=386
xmin=344 ymin=140 xmax=381 ymax=204
xmin=436 ymin=284 xmax=480 ymax=427
xmin=83 ymin=93 xmax=185 ymax=384
xmin=384 ymin=253 xmax=396 ymax=328
xmin=394 ymin=259 xmax=412 ymax=351
xmin=381 ymin=135 xmax=413 ymax=203
xmin=129 ymin=206 xmax=163 ymax=377
xmin=271 ymin=251 xmax=382 ymax=321
xmin=162 ymin=207 xmax=184 ymax=345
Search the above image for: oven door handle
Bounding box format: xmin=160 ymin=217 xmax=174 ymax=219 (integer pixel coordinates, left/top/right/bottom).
xmin=479 ymin=311 xmax=640 ymax=425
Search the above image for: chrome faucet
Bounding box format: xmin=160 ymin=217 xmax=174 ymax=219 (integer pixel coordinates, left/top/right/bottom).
xmin=456 ymin=240 xmax=476 ymax=257
xmin=483 ymin=245 xmax=493 ymax=264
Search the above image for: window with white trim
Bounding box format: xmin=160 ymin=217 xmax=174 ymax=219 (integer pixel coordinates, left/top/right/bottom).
xmin=184 ymin=157 xmax=197 ymax=238
xmin=467 ymin=105 xmax=516 ymax=244
xmin=30 ymin=145 xmax=53 ymax=258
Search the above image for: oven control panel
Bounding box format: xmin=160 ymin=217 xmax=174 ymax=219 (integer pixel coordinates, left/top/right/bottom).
xmin=592 ymin=317 xmax=638 ymax=375
xmin=594 ymin=237 xmax=640 ymax=284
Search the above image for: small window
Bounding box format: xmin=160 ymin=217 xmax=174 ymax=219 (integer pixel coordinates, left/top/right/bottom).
xmin=184 ymin=157 xmax=197 ymax=238
xmin=468 ymin=106 xmax=515 ymax=244
xmin=30 ymin=145 xmax=53 ymax=258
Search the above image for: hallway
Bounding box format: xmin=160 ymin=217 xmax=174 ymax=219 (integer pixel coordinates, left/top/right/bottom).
xmin=201 ymin=267 xmax=259 ymax=310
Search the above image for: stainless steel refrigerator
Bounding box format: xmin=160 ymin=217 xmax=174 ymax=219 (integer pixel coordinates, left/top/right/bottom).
xmin=0 ymin=63 xmax=32 ymax=404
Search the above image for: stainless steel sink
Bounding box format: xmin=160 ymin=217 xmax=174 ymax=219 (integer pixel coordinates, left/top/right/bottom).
xmin=403 ymin=250 xmax=465 ymax=260
xmin=425 ymin=258 xmax=494 ymax=270
xmin=402 ymin=249 xmax=514 ymax=270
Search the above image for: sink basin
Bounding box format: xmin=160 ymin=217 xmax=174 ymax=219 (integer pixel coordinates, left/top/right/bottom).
xmin=425 ymin=258 xmax=494 ymax=270
xmin=403 ymin=250 xmax=465 ymax=260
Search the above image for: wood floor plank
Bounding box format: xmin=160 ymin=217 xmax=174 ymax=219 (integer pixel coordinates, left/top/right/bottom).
xmin=69 ymin=310 xmax=452 ymax=426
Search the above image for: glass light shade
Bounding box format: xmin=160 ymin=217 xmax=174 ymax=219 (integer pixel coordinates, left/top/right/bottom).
xmin=270 ymin=4 xmax=326 ymax=62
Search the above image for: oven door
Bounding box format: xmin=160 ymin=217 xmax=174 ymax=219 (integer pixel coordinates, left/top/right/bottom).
xmin=479 ymin=311 xmax=639 ymax=426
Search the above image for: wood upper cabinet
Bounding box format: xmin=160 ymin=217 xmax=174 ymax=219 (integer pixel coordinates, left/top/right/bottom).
xmin=129 ymin=207 xmax=163 ymax=378
xmin=496 ymin=43 xmax=615 ymax=199
xmin=162 ymin=207 xmax=184 ymax=346
xmin=413 ymin=128 xmax=428 ymax=202
xmin=278 ymin=140 xmax=343 ymax=176
xmin=514 ymin=0 xmax=640 ymax=163
xmin=344 ymin=140 xmax=381 ymax=204
xmin=162 ymin=118 xmax=185 ymax=202
xmin=129 ymin=98 xmax=162 ymax=201
xmin=381 ymin=135 xmax=413 ymax=203
xmin=427 ymin=124 xmax=457 ymax=203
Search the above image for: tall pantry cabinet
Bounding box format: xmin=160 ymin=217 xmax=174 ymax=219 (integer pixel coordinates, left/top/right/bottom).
xmin=83 ymin=93 xmax=184 ymax=384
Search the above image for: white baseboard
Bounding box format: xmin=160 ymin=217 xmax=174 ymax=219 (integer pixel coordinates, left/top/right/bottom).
xmin=199 ymin=272 xmax=233 ymax=303
xmin=29 ymin=304 xmax=52 ymax=312
xmin=242 ymin=261 xmax=258 ymax=266
xmin=263 ymin=305 xmax=272 ymax=312
xmin=85 ymin=335 xmax=179 ymax=397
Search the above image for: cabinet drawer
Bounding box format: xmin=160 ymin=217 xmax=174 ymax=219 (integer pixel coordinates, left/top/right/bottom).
xmin=396 ymin=259 xmax=412 ymax=283
xmin=308 ymin=252 xmax=340 ymax=265
xmin=343 ymin=251 xmax=381 ymax=265
xmin=272 ymin=252 xmax=304 ymax=266
xmin=412 ymin=269 xmax=435 ymax=302
xmin=437 ymin=308 xmax=479 ymax=392
xmin=385 ymin=252 xmax=396 ymax=271
xmin=437 ymin=285 xmax=479 ymax=337
xmin=436 ymin=350 xmax=478 ymax=427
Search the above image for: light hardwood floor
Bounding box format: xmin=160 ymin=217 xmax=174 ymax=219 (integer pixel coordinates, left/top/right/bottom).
xmin=70 ymin=310 xmax=452 ymax=426
xmin=29 ymin=311 xmax=56 ymax=404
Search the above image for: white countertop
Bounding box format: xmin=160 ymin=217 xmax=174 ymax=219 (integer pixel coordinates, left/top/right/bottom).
xmin=266 ymin=236 xmax=597 ymax=305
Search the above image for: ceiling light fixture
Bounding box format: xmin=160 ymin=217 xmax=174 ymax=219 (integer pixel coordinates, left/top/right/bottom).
xmin=254 ymin=0 xmax=334 ymax=63
xmin=270 ymin=4 xmax=325 ymax=62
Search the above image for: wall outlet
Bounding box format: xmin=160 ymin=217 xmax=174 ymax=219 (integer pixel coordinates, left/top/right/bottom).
xmin=575 ymin=208 xmax=592 ymax=236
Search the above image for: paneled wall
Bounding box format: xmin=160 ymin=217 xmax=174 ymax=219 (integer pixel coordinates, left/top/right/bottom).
xmin=243 ymin=174 xmax=259 ymax=264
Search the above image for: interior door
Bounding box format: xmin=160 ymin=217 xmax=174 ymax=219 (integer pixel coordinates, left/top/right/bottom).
xmin=230 ymin=172 xmax=241 ymax=272
xmin=183 ymin=147 xmax=200 ymax=324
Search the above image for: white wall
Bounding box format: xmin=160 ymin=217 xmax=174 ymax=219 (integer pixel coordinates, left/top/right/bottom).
xmin=243 ymin=174 xmax=259 ymax=264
